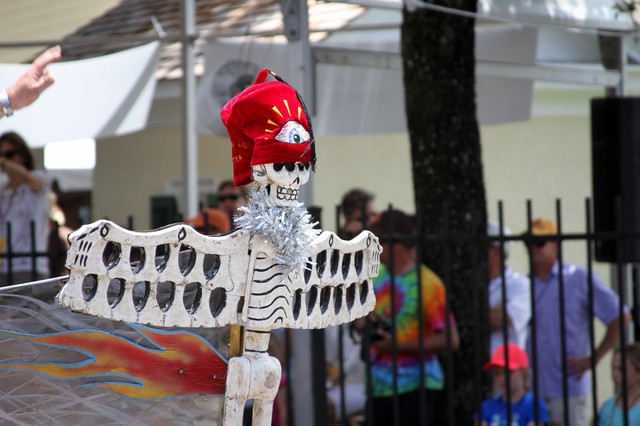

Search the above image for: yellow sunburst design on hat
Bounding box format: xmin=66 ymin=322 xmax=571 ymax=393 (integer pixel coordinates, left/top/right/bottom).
xmin=263 ymin=100 xmax=305 ymax=140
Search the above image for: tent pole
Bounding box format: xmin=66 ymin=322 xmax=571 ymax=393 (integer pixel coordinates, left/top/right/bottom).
xmin=181 ymin=0 xmax=198 ymax=219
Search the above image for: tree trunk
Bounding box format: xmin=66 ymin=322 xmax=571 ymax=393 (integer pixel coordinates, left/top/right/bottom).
xmin=401 ymin=2 xmax=489 ymax=424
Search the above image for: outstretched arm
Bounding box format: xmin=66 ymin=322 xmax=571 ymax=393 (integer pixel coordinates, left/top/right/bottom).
xmin=1 ymin=45 xmax=61 ymax=118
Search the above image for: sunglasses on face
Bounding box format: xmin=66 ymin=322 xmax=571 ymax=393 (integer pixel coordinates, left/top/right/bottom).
xmin=0 ymin=150 xmax=17 ymax=159
xmin=531 ymin=241 xmax=547 ymax=248
xmin=218 ymin=194 xmax=239 ymax=202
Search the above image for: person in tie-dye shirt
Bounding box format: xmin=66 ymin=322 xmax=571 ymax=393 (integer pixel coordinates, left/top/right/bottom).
xmin=364 ymin=209 xmax=459 ymax=425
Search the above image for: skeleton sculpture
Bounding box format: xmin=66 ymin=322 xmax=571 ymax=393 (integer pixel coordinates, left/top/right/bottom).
xmin=59 ymin=70 xmax=381 ymax=425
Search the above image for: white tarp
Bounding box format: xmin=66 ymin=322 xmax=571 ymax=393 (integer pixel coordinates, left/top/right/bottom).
xmin=0 ymin=42 xmax=161 ymax=148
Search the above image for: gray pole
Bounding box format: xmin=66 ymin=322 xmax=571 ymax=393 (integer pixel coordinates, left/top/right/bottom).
xmin=281 ymin=1 xmax=317 ymax=424
xmin=282 ymin=0 xmax=315 ymax=207
xmin=181 ymin=0 xmax=199 ymax=219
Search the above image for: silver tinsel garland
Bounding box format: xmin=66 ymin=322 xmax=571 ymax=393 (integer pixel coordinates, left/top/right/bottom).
xmin=234 ymin=189 xmax=320 ymax=273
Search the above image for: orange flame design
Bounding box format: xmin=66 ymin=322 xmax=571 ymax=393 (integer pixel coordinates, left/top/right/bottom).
xmin=0 ymin=325 xmax=227 ymax=399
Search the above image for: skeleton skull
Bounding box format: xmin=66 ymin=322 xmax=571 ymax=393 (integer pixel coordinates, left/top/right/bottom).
xmin=252 ymin=162 xmax=311 ymax=206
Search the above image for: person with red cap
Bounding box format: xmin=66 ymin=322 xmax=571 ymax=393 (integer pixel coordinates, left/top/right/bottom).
xmin=477 ymin=343 xmax=550 ymax=426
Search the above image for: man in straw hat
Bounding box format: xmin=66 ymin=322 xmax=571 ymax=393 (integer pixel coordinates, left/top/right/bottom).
xmin=524 ymin=218 xmax=631 ymax=425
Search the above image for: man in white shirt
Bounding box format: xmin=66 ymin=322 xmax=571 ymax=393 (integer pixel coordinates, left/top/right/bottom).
xmin=487 ymin=222 xmax=531 ymax=353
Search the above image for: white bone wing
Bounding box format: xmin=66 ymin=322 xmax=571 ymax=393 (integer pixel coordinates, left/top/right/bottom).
xmin=59 ymin=220 xmax=251 ymax=328
xmin=286 ymin=230 xmax=381 ymax=329
xmin=59 ymin=221 xmax=381 ymax=330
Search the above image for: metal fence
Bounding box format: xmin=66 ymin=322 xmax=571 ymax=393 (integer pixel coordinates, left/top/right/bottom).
xmin=313 ymin=200 xmax=639 ymax=426
xmin=0 ymin=220 xmax=67 ymax=287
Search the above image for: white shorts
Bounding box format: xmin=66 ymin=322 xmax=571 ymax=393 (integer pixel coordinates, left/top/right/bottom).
xmin=546 ymin=394 xmax=590 ymax=426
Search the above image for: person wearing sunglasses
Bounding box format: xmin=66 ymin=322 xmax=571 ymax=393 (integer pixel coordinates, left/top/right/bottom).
xmin=216 ymin=179 xmax=248 ymax=224
xmin=524 ymin=218 xmax=631 ymax=426
xmin=0 ymin=131 xmax=51 ymax=287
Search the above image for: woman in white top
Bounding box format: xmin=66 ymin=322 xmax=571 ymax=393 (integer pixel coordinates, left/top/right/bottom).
xmin=0 ymin=131 xmax=50 ymax=287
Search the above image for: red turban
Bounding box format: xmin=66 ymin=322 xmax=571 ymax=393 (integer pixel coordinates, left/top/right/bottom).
xmin=220 ymin=69 xmax=316 ymax=187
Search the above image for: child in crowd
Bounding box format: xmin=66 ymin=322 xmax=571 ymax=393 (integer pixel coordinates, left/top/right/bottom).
xmin=598 ymin=342 xmax=640 ymax=426
xmin=477 ymin=343 xmax=550 ymax=426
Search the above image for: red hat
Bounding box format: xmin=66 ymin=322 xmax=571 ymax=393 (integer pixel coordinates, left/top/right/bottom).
xmin=220 ymin=69 xmax=316 ymax=187
xmin=483 ymin=343 xmax=529 ymax=371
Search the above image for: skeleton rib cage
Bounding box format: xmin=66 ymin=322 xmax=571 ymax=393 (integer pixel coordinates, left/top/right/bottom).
xmin=59 ymin=220 xmax=381 ymax=329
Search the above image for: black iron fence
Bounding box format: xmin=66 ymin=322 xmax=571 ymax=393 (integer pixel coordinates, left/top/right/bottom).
xmin=314 ymin=199 xmax=640 ymax=426
xmin=0 ymin=220 xmax=68 ymax=287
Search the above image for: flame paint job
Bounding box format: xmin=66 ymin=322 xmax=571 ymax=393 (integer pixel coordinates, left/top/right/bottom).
xmin=0 ymin=324 xmax=228 ymax=399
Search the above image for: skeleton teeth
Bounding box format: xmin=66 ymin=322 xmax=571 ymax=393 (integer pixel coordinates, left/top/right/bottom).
xmin=277 ymin=186 xmax=299 ymax=201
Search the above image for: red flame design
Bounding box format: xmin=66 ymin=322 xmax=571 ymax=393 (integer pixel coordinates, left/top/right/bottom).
xmin=0 ymin=325 xmax=227 ymax=399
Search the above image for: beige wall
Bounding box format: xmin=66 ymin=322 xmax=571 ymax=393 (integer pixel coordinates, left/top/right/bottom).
xmin=94 ymin=127 xmax=233 ymax=229
xmin=314 ymin=132 xmax=414 ymax=231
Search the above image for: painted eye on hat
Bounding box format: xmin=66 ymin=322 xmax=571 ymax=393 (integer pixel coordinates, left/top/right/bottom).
xmin=275 ymin=121 xmax=310 ymax=145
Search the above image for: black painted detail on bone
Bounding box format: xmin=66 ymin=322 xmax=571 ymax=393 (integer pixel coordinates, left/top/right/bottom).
xmin=178 ymin=245 xmax=196 ymax=276
xmin=203 ymin=254 xmax=221 ymax=280
xmin=354 ymin=251 xmax=364 ymax=275
xmin=254 ymin=272 xmax=285 ymax=284
xmin=346 ymin=283 xmax=356 ymax=311
xmin=183 ymin=282 xmax=202 ymax=315
xmin=248 ymin=295 xmax=290 ymax=310
xmin=304 ymin=258 xmax=312 ymax=284
xmin=156 ymin=281 xmax=175 ymax=312
xmin=81 ymin=274 xmax=98 ymax=302
xmin=130 ymin=246 xmax=145 ymax=274
xmin=248 ymin=307 xmax=287 ymax=322
xmin=330 ymin=250 xmax=340 ymax=277
xmin=316 ymin=250 xmax=327 ymax=278
xmin=292 ymin=289 xmax=302 ymax=320
xmin=359 ymin=280 xmax=369 ymax=305
xmin=107 ymin=278 xmax=125 ymax=308
xmin=341 ymin=253 xmax=351 ymax=280
xmin=102 ymin=241 xmax=121 ymax=269
xmin=252 ymin=283 xmax=289 ymax=296
xmin=210 ymin=287 xmax=227 ymax=317
xmin=334 ymin=286 xmax=343 ymax=314
xmin=155 ymin=244 xmax=170 ymax=273
xmin=254 ymin=263 xmax=281 ymax=273
xmin=100 ymin=223 xmax=110 ymax=238
xmin=319 ymin=287 xmax=331 ymax=314
xmin=132 ymin=281 xmax=150 ymax=312
xmin=306 ymin=286 xmax=318 ymax=315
